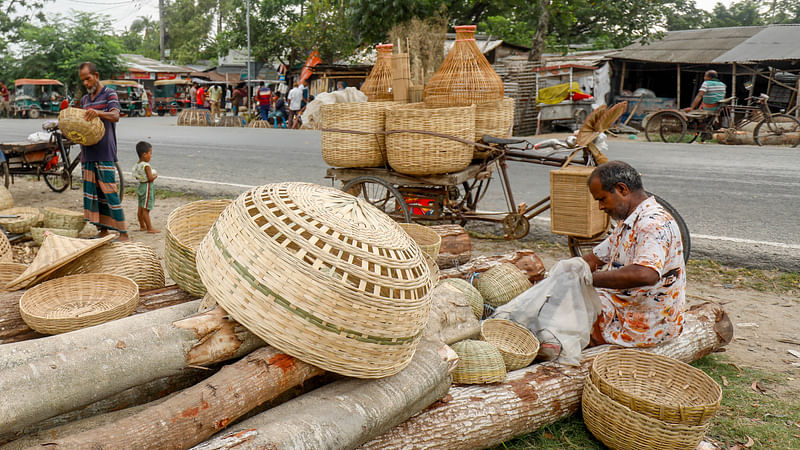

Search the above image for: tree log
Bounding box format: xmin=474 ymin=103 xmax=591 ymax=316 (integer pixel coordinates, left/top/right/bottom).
xmin=428 ymin=225 xmax=471 ymax=269
xmin=439 ymin=250 xmax=546 ymax=284
xmin=360 ymin=302 xmax=733 ymax=449
xmin=0 ymin=303 xmax=264 ymax=434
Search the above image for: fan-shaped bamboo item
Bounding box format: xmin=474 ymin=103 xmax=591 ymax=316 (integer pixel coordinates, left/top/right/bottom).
xmin=424 ymin=25 xmax=504 ymax=108
xmin=58 ymin=108 xmax=105 ymax=146
xmin=0 ymin=186 xmax=13 ymax=210
xmin=196 ymin=182 xmax=433 ymax=378
xmin=360 ymin=44 xmax=394 ymax=102
xmin=49 ymin=241 xmax=165 ymax=291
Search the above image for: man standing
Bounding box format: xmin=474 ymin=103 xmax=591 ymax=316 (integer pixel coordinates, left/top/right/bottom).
xmin=208 ymin=83 xmax=222 ymax=119
xmin=196 ymin=84 xmax=206 ymax=109
xmin=189 ymin=83 xmax=198 ymax=109
xmin=287 ymin=81 xmax=303 ymax=129
xmin=684 ymin=70 xmax=727 ymax=116
xmin=78 ymin=62 xmax=129 ymax=241
xmin=256 ymin=82 xmax=271 ymax=121
xmin=583 ymin=161 xmax=684 ymax=347
xmin=0 ymin=82 xmax=10 ymax=118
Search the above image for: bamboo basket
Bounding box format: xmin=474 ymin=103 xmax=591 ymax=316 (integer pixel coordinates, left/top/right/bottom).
xmin=165 ymin=199 xmax=232 ymax=297
xmin=19 ymin=273 xmax=139 ymax=335
xmin=386 ymin=103 xmax=475 ymax=176
xmin=43 ymin=207 xmax=85 ymax=231
xmin=177 ymin=109 xmax=211 ymax=126
xmin=474 ymin=262 xmax=532 ymax=307
xmin=196 ymin=182 xmax=433 ymax=379
xmin=440 ymin=278 xmax=484 ymax=319
xmin=0 ymin=186 xmax=13 ymax=210
xmin=216 ymin=116 xmax=247 ymax=127
xmin=0 ymin=232 xmax=12 ymax=263
xmin=0 ymin=207 xmax=42 ymax=234
xmin=475 ymin=97 xmax=515 ymax=142
xmin=550 ymin=166 xmax=609 ymax=238
xmin=583 ymin=376 xmax=710 ymax=450
xmin=424 ymin=25 xmax=504 ymax=108
xmin=398 ymin=223 xmax=442 ymax=260
xmin=49 ymin=242 xmax=165 ymax=291
xmin=360 ymin=44 xmax=394 ymax=102
xmin=1 ymin=262 xmax=26 ymax=290
xmin=247 ymin=120 xmax=272 ymax=128
xmin=480 ymin=318 xmax=539 ymax=371
xmin=450 ymin=339 xmax=506 ymax=384
xmin=321 ymin=102 xmax=397 ymax=168
xmin=58 ymin=107 xmax=105 ymax=146
xmin=424 ymin=252 xmax=440 ymax=284
xmin=30 ymin=227 xmax=80 ymax=245
xmin=590 ymin=349 xmax=722 ymax=425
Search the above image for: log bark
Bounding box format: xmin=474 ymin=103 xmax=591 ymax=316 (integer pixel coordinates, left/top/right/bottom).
xmin=423 ymin=281 xmax=481 ymax=345
xmin=32 ymin=347 xmax=325 ymax=449
xmin=0 ymin=303 xmax=264 ymax=434
xmin=428 ymin=224 xmax=471 ymax=269
xmin=360 ymin=302 xmax=733 ymax=449
xmin=439 ymin=250 xmax=546 ymax=284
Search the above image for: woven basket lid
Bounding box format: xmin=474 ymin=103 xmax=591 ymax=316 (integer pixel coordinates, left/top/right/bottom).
xmin=58 ymin=107 xmax=105 ymax=146
xmin=196 ymin=182 xmax=433 ymax=378
xmin=5 ymin=233 xmax=115 ymax=290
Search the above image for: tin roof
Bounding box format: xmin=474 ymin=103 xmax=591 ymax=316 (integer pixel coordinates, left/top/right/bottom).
xmin=713 ymin=24 xmax=800 ymax=63
xmin=14 ymin=78 xmax=63 ymax=86
xmin=615 ymin=26 xmax=766 ymax=64
xmin=120 ymin=54 xmax=192 ymax=73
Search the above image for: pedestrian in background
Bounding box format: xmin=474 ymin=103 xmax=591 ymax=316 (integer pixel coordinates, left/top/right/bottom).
xmin=0 ymin=82 xmax=10 ymax=118
xmin=208 ymin=84 xmax=222 ymax=119
xmin=256 ymin=82 xmax=271 ymax=121
xmin=231 ymin=83 xmax=243 ymax=116
xmin=189 ymin=83 xmax=198 ymax=109
xmin=287 ymin=81 xmax=303 ymax=129
xmin=196 ymin=84 xmax=206 ymax=109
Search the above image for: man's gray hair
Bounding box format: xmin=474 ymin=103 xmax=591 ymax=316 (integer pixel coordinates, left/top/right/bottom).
xmin=705 ymin=69 xmax=718 ymax=79
xmin=588 ymin=161 xmax=644 ymax=193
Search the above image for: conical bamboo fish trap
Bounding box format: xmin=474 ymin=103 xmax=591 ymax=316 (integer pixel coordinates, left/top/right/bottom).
xmin=360 ymin=44 xmax=394 ymax=102
xmin=196 ymin=182 xmax=433 ymax=378
xmin=424 ymin=25 xmax=504 ymax=108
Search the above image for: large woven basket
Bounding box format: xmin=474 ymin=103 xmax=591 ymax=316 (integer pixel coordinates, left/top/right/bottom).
xmin=247 ymin=120 xmax=272 ymax=128
xmin=19 ymin=273 xmax=139 ymax=334
xmin=550 ymin=166 xmax=609 ymax=238
xmin=165 ymin=199 xmax=231 ymax=297
xmin=439 ymin=278 xmax=483 ymax=319
xmin=58 ymin=107 xmax=105 ymax=146
xmin=31 ymin=227 xmax=80 ymax=245
xmin=0 ymin=231 xmax=12 ymax=262
xmin=474 ymin=262 xmax=532 ymax=307
xmin=451 ymin=339 xmax=507 ymax=384
xmin=196 ymin=182 xmax=433 ymax=379
xmin=386 ymin=103 xmax=475 ymax=176
xmin=216 ymin=116 xmax=247 ymax=127
xmin=177 ymin=109 xmax=211 ymax=127
xmin=49 ymin=242 xmax=165 ymax=291
xmin=480 ymin=318 xmax=539 ymax=371
xmin=591 ymin=349 xmax=722 ymax=425
xmin=1 ymin=262 xmax=27 ymax=291
xmin=583 ymin=376 xmax=710 ymax=450
xmin=0 ymin=186 xmax=13 ymax=210
xmin=360 ymin=44 xmax=394 ymax=102
xmin=321 ymin=102 xmax=396 ymax=168
xmin=398 ymin=223 xmax=442 ymax=260
xmin=475 ymin=97 xmax=515 ymax=142
xmin=0 ymin=207 xmax=42 ymax=234
xmin=43 ymin=207 xmax=85 ymax=231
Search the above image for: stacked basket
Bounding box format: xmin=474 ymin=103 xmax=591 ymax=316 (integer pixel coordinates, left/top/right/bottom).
xmin=321 ymin=101 xmax=397 ymax=168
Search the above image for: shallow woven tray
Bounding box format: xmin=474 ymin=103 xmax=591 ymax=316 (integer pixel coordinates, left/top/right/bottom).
xmin=165 ymin=199 xmax=232 ymax=297
xmin=0 ymin=262 xmax=27 ymax=291
xmin=451 ymin=339 xmax=506 ymax=384
xmin=474 ymin=262 xmax=532 ymax=308
xmin=0 ymin=186 xmax=13 ymax=210
xmin=19 ymin=273 xmax=139 ymax=334
xmin=583 ymin=376 xmax=710 ymax=450
xmin=398 ymin=223 xmax=442 ymax=260
xmin=196 ymin=182 xmax=433 ymax=379
xmin=591 ymin=349 xmax=722 ymax=425
xmin=43 ymin=207 xmax=85 ymax=231
xmin=58 ymin=107 xmax=105 ymax=146
xmin=0 ymin=207 xmax=42 ymax=234
xmin=0 ymin=232 xmax=12 ymax=263
xmin=31 ymin=227 xmax=80 ymax=245
xmin=321 ymin=102 xmax=397 ymax=168
xmin=49 ymin=242 xmax=165 ymax=291
xmin=475 ymin=97 xmax=515 ymax=142
xmin=480 ymin=318 xmax=539 ymax=371
xmin=439 ymin=278 xmax=483 ymax=319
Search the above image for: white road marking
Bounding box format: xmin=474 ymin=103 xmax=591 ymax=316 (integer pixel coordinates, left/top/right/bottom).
xmin=123 ymin=172 xmax=256 ymax=189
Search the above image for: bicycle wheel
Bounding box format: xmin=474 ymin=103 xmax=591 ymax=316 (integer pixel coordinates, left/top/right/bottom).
xmin=341 ymin=176 xmax=411 ymax=223
xmin=754 ymin=114 xmax=800 ymax=148
xmin=44 ymin=163 xmax=71 ymax=192
xmin=644 ymin=111 xmax=687 ymax=143
xmin=1 ymin=161 xmax=8 ymax=188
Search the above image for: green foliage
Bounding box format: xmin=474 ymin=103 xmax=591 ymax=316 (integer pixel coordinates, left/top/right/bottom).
xmin=119 ymin=16 xmax=161 ymax=60
xmin=706 ymin=0 xmax=764 ymax=27
xmin=218 ymin=0 xmax=301 ymax=65
xmin=286 ymin=0 xmax=358 ymax=64
xmin=164 ymin=0 xmax=218 ymax=63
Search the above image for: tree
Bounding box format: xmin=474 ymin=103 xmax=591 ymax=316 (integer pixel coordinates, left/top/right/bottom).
xmin=163 ymin=0 xmax=218 ymax=63
xmin=119 ymin=16 xmax=161 ymax=60
xmin=705 ymin=0 xmax=764 ymax=27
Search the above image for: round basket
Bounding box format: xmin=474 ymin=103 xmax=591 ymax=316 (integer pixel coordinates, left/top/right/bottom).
xmin=1 ymin=262 xmax=27 ymax=291
xmin=424 ymin=252 xmax=440 ymax=285
xmin=480 ymin=318 xmax=539 ymax=371
xmin=475 ymin=97 xmax=515 ymax=142
xmin=58 ymin=107 xmax=105 ymax=146
xmin=386 ymin=103 xmax=476 ymax=176
xmin=590 ymin=349 xmax=722 ymax=425
xmin=247 ymin=120 xmax=272 ymax=128
xmin=49 ymin=242 xmax=165 ymax=291
xmin=439 ymin=278 xmax=483 ymax=319
xmin=321 ymin=102 xmax=397 ymax=168
xmin=30 ymin=227 xmax=80 ymax=245
xmin=398 ymin=223 xmax=442 ymax=260
xmin=1 ymin=231 xmax=12 ymax=263
xmin=165 ymin=199 xmax=232 ymax=297
xmin=196 ymin=182 xmax=433 ymax=379
xmin=582 ymin=376 xmax=710 ymax=450
xmin=19 ymin=273 xmax=139 ymax=335
xmin=474 ymin=262 xmax=532 ymax=307
xmin=177 ymin=109 xmax=211 ymax=127
xmin=0 ymin=207 xmax=42 ymax=234
xmin=450 ymin=339 xmax=507 ymax=384
xmin=43 ymin=207 xmax=85 ymax=231
xmin=0 ymin=186 xmax=13 ymax=210
xmin=216 ymin=116 xmax=247 ymax=127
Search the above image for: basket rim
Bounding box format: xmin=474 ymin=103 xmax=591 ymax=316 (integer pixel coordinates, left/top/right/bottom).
xmin=480 ymin=318 xmax=540 ymax=357
xmin=19 ymin=273 xmax=138 ymax=321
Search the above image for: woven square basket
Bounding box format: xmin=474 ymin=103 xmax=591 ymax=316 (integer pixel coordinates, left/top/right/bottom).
xmin=321 ymin=102 xmax=397 ymax=168
xmin=549 ymin=166 xmax=609 ymax=238
xmin=474 ymin=97 xmax=515 ymax=142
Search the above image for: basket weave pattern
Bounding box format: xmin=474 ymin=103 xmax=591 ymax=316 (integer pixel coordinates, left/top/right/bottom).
xmin=1 ymin=262 xmax=27 ymax=291
xmin=247 ymin=120 xmax=272 ymax=128
xmin=19 ymin=273 xmax=139 ymax=334
xmin=0 ymin=186 xmax=13 ymax=210
xmin=451 ymin=339 xmax=506 ymax=384
xmin=177 ymin=109 xmax=211 ymax=127
xmin=550 ymin=166 xmax=609 ymax=238
xmin=0 ymin=207 xmax=42 ymax=234
xmin=165 ymin=199 xmax=231 ymax=297
xmin=591 ymin=349 xmax=722 ymax=425
xmin=43 ymin=207 xmax=85 ymax=231
xmin=398 ymin=223 xmax=442 ymax=260
xmin=386 ymin=103 xmax=475 ymax=176
xmin=480 ymin=319 xmax=539 ymax=370
xmin=321 ymin=102 xmax=396 ymax=168
xmin=58 ymin=108 xmax=105 ymax=146
xmin=50 ymin=242 xmax=165 ymax=291
xmin=31 ymin=227 xmax=79 ymax=245
xmin=0 ymin=232 xmax=12 ymax=263
xmin=360 ymin=44 xmax=394 ymax=102
xmin=196 ymin=183 xmax=433 ymax=378
xmin=475 ymin=97 xmax=515 ymax=142
xmin=474 ymin=262 xmax=532 ymax=307
xmin=440 ymin=278 xmax=483 ymax=319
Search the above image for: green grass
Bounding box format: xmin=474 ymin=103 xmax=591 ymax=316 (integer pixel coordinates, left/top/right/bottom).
xmin=123 ymin=186 xmax=201 ymax=201
xmin=688 ymin=258 xmax=800 ymax=295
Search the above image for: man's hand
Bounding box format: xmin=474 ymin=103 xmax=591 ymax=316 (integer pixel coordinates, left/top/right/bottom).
xmin=84 ymin=109 xmax=99 ymax=121
xmin=683 ymin=107 xmax=693 ymax=112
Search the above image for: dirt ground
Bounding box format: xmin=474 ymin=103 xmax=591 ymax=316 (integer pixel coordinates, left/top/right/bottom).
xmin=4 ymin=177 xmax=799 ymax=396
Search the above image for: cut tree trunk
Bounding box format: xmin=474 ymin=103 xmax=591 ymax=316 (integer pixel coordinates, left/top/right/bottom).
xmin=31 ymin=347 xmax=324 ymax=450
xmin=360 ymin=302 xmax=733 ymax=449
xmin=428 ymin=224 xmax=471 ymax=269
xmin=439 ymin=250 xmax=546 ymax=284
xmin=0 ymin=303 xmax=264 ymax=434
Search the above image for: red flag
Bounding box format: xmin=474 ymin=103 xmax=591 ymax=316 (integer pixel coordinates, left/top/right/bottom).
xmin=299 ymin=49 xmax=321 ymax=85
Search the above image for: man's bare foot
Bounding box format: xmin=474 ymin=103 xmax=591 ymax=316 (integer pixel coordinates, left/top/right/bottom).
xmin=146 ymin=229 xmax=161 ymax=234
xmin=94 ymin=229 xmax=110 ymax=238
xmin=116 ymin=233 xmax=131 ymax=242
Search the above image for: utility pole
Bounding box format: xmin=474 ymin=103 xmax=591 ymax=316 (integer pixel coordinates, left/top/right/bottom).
xmin=159 ymin=0 xmax=165 ymax=62
xmin=246 ymin=0 xmax=251 ymax=112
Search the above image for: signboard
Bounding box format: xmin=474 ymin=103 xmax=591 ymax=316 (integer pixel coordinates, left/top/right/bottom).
xmin=131 ymin=72 xmax=154 ymax=80
xmin=157 ymin=73 xmax=177 ymax=80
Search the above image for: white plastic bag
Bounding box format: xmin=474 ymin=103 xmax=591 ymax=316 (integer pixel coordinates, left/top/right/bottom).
xmin=491 ymin=257 xmax=602 ymax=366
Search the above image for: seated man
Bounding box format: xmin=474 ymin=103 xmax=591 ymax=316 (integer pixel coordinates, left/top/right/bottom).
xmin=582 ymin=161 xmax=685 ymax=347
xmin=684 ymin=69 xmax=726 ymax=118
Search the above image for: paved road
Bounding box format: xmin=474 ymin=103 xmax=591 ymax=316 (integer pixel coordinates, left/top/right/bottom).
xmin=2 ymin=116 xmax=798 ymax=268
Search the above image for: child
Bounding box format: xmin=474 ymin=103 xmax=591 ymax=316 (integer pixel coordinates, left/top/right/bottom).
xmin=132 ymin=141 xmax=159 ymax=233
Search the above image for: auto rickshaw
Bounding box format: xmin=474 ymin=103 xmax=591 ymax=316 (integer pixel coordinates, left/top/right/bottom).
xmin=101 ymin=80 xmax=146 ymax=117
xmin=13 ymin=79 xmax=70 ymax=119
xmin=153 ymin=79 xmax=191 ymax=116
